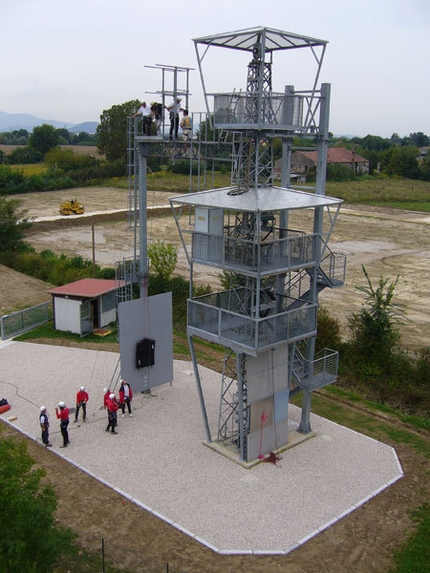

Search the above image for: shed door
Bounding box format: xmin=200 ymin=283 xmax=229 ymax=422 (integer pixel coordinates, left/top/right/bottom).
xmin=80 ymin=300 xmax=92 ymax=337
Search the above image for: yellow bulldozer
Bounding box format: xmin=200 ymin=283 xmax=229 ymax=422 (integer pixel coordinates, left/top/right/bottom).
xmin=59 ymin=199 xmax=85 ymax=216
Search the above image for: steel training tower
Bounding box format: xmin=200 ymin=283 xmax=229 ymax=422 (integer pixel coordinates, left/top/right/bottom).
xmin=169 ymin=27 xmax=346 ymax=463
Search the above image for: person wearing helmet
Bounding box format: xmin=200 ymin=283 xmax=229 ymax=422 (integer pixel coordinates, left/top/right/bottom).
xmin=102 ymin=388 xmax=111 ymax=410
xmin=119 ymin=379 xmax=133 ymax=418
xmin=74 ymin=386 xmax=89 ymax=423
xmin=55 ymin=401 xmax=70 ymax=448
xmin=105 ymin=392 xmax=118 ymax=434
xmin=39 ymin=406 xmax=52 ymax=447
xmin=102 ymin=387 xmax=111 ymax=427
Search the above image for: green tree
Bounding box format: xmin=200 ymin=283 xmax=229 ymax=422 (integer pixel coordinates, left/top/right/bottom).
xmin=0 ymin=197 xmax=32 ymax=252
xmin=0 ymin=433 xmax=74 ymax=572
xmin=71 ymin=131 xmax=97 ymax=145
xmin=381 ymin=145 xmax=420 ymax=179
xmin=28 ymin=124 xmax=60 ymax=156
xmin=55 ymin=127 xmax=71 ymax=144
xmin=357 ymin=134 xmax=390 ymax=152
xmin=348 ymin=266 xmax=404 ymax=366
xmin=96 ymin=99 xmax=140 ymax=161
xmin=194 ymin=114 xmax=215 ymax=141
xmin=405 ymin=131 xmax=429 ymax=147
xmin=147 ymin=240 xmax=178 ymax=281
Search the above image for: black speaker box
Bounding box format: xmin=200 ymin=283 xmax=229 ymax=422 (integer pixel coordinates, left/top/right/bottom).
xmin=136 ymin=338 xmax=155 ymax=368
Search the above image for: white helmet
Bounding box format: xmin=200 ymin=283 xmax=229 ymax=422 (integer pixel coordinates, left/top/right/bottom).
xmin=80 ymin=386 xmax=85 ymax=391
xmin=103 ymin=388 xmax=108 ymax=393
xmin=40 ymin=406 xmax=46 ymax=412
xmin=109 ymin=393 xmax=115 ymax=400
xmin=58 ymin=401 xmax=66 ymax=408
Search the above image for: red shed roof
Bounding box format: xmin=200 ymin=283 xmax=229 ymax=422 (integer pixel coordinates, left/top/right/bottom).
xmin=47 ymin=278 xmax=120 ymax=298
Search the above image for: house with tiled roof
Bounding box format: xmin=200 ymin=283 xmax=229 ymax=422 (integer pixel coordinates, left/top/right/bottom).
xmin=292 ymin=147 xmax=370 ymax=175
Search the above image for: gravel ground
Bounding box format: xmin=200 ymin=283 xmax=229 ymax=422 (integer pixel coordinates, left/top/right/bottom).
xmin=0 ymin=340 xmax=403 ymax=554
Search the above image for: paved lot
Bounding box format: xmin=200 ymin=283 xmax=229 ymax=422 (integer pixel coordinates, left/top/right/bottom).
xmin=0 ymin=340 xmax=403 ymax=554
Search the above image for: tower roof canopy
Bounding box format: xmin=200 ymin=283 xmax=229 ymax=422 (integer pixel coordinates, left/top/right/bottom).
xmin=170 ymin=186 xmax=342 ymax=213
xmin=193 ymin=26 xmax=328 ymax=53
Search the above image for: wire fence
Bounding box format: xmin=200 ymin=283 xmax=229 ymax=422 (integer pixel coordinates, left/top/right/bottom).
xmin=83 ymin=536 xmax=188 ymax=573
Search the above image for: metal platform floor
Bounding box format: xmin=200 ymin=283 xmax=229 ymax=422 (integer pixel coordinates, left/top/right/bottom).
xmin=0 ymin=340 xmax=403 ymax=555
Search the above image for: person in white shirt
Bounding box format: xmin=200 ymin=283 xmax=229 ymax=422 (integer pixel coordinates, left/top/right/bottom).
xmin=133 ymin=101 xmax=152 ymax=135
xmin=166 ymin=97 xmax=182 ymax=140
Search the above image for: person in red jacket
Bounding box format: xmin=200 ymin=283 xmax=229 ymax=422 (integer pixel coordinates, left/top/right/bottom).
xmin=55 ymin=401 xmax=70 ymax=448
xmin=74 ymin=386 xmax=89 ymax=423
xmin=102 ymin=387 xmax=111 ymax=426
xmin=119 ymin=379 xmax=133 ymax=418
xmin=102 ymin=387 xmax=111 ymax=409
xmin=106 ymin=393 xmax=119 ymax=434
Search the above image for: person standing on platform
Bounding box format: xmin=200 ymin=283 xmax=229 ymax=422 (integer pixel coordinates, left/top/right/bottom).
xmin=119 ymin=379 xmax=133 ymax=418
xmin=55 ymin=401 xmax=70 ymax=448
xmin=151 ymin=102 xmax=163 ymax=135
xmin=166 ymin=97 xmax=182 ymax=140
xmin=132 ymin=101 xmax=152 ymax=135
xmin=180 ymin=109 xmax=192 ymax=141
xmin=74 ymin=386 xmax=89 ymax=423
xmin=39 ymin=406 xmax=52 ymax=447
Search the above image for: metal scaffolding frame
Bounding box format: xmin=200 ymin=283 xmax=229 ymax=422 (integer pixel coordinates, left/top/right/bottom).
xmin=127 ymin=26 xmax=345 ymax=462
xmin=167 ymin=26 xmax=346 ymax=461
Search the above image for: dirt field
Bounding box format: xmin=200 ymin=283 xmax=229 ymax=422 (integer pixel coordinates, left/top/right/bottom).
xmin=13 ymin=186 xmax=430 ymax=351
xmin=1 ymin=187 xmax=430 ymax=572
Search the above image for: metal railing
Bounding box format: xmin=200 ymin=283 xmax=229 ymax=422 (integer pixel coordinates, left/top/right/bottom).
xmin=212 ymin=90 xmax=320 ymax=133
xmin=1 ymin=302 xmax=52 ymax=340
xmin=188 ymin=295 xmax=317 ymax=353
xmin=318 ymin=250 xmax=347 ymax=288
xmin=192 ymin=230 xmax=316 ymax=274
xmin=292 ymin=347 xmax=339 ymax=391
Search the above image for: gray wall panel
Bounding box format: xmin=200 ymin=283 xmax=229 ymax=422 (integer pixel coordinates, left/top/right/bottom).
xmin=247 ymin=418 xmax=289 ymax=462
xmin=247 ymin=347 xmax=288 ymax=404
xmin=118 ymin=293 xmax=173 ymax=393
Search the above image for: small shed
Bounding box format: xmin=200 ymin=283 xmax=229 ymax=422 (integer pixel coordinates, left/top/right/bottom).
xmin=47 ymin=278 xmax=119 ymax=336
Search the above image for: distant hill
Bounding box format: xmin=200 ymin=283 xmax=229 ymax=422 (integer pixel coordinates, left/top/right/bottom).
xmin=68 ymin=121 xmax=99 ymax=134
xmin=0 ymin=111 xmax=98 ymax=134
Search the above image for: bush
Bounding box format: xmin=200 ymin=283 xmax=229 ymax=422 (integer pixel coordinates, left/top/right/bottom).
xmin=0 ymin=249 xmax=113 ymax=286
xmin=0 ymin=165 xmax=25 ymax=193
xmin=147 ymin=240 xmax=178 ymax=281
xmin=326 ymin=164 xmax=357 ymax=182
xmin=316 ymin=306 xmax=342 ymax=351
xmin=45 ymin=147 xmax=97 ymax=171
xmin=0 ymin=157 xmax=126 ymax=194
xmin=167 ymin=160 xmax=199 ymax=175
xmin=8 ymin=146 xmax=43 ymax=165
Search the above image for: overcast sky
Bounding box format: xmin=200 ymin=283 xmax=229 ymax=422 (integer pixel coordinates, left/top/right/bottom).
xmin=2 ymin=0 xmax=429 ymax=138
